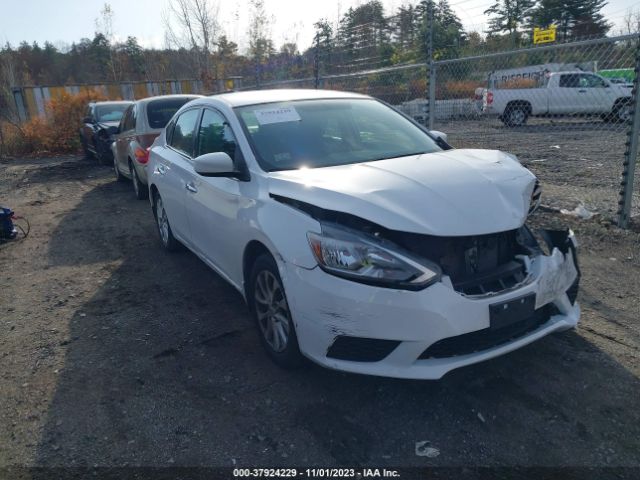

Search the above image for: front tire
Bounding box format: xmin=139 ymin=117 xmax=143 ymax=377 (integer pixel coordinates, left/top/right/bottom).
xmin=81 ymin=134 xmax=93 ymax=160
xmin=249 ymin=254 xmax=303 ymax=369
xmin=153 ymin=192 xmax=180 ymax=252
xmin=95 ymin=134 xmax=112 ymax=165
xmin=130 ymin=162 xmax=148 ymax=200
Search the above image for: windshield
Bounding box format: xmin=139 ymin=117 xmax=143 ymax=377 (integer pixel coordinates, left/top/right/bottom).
xmin=95 ymin=104 xmax=129 ymax=122
xmin=147 ymin=97 xmax=195 ymax=129
xmin=235 ymin=98 xmax=441 ymax=171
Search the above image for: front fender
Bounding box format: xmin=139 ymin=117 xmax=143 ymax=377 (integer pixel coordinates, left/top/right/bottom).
xmin=253 ymin=197 xmax=321 ymax=270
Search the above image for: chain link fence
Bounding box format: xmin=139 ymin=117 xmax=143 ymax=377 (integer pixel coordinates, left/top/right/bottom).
xmin=429 ymin=34 xmax=639 ymax=227
xmin=242 ymin=33 xmax=640 ymax=228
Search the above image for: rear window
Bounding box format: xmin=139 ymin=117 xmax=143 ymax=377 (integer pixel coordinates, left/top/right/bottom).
xmin=95 ymin=104 xmax=129 ymax=122
xmin=147 ymin=98 xmax=195 ymax=129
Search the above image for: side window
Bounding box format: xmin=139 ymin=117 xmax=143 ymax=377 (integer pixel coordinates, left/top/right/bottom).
xmin=121 ymin=106 xmax=133 ymax=132
xmin=559 ymin=74 xmax=579 ymax=88
xmin=582 ymin=74 xmax=607 ymax=88
xmin=131 ymin=104 xmax=138 ymax=130
xmin=197 ymin=109 xmax=238 ymax=161
xmin=169 ymin=109 xmax=200 ymax=157
xmin=165 ymin=119 xmax=176 ymax=144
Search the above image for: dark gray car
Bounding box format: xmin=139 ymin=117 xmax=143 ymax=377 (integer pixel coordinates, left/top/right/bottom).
xmin=80 ymin=101 xmax=133 ymax=164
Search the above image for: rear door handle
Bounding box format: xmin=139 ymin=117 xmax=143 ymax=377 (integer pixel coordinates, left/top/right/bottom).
xmin=578 ymin=89 xmax=587 ymax=93
xmin=185 ymin=182 xmax=198 ymax=193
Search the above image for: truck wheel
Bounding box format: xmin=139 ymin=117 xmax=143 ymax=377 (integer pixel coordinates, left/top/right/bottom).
xmin=503 ymin=105 xmax=528 ymax=127
xmin=611 ymin=101 xmax=632 ymax=123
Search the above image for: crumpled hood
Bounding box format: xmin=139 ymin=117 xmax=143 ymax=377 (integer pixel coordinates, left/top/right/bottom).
xmin=268 ymin=149 xmax=536 ymax=236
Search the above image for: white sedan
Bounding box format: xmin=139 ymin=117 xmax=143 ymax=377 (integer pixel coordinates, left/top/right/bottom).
xmin=147 ymin=89 xmax=580 ymax=380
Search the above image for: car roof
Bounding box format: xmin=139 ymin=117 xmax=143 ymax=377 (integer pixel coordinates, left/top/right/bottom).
xmin=550 ymin=71 xmax=597 ymax=75
xmin=90 ymin=100 xmax=133 ymax=106
xmin=206 ymin=89 xmax=370 ymax=108
xmin=135 ymin=94 xmax=203 ymax=106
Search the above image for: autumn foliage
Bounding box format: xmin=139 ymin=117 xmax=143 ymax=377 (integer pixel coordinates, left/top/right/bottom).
xmin=0 ymin=89 xmax=108 ymax=157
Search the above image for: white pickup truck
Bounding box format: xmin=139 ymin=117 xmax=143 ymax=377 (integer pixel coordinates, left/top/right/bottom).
xmin=482 ymin=71 xmax=632 ymax=126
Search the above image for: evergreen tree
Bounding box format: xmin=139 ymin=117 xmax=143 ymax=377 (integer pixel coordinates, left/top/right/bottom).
xmin=528 ymin=0 xmax=610 ymax=41
xmin=484 ymin=0 xmax=534 ymax=44
xmin=416 ymin=0 xmax=467 ymax=59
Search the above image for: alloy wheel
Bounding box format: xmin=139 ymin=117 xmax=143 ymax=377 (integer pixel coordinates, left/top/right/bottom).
xmin=509 ymin=109 xmax=525 ymax=126
xmin=254 ymin=270 xmax=291 ymax=353
xmin=156 ymin=196 xmax=169 ymax=246
xmin=618 ymin=104 xmax=632 ymax=123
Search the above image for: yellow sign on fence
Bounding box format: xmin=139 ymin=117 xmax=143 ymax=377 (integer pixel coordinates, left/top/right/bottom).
xmin=533 ymin=25 xmax=557 ymax=44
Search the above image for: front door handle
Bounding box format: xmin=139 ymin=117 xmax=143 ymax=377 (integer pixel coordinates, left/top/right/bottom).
xmin=185 ymin=182 xmax=198 ymax=193
xmin=578 ymin=89 xmax=587 ymax=93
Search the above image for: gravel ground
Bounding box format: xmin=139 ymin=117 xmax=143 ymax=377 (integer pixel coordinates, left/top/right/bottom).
xmin=0 ymin=132 xmax=639 ymax=473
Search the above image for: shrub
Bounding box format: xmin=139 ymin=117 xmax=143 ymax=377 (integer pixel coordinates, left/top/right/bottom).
xmin=0 ymin=89 xmax=109 ymax=157
xmin=440 ymin=80 xmax=485 ymax=99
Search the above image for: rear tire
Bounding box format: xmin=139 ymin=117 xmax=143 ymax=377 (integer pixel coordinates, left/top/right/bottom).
xmin=502 ymin=105 xmax=529 ymax=127
xmin=248 ymin=254 xmax=304 ymax=369
xmin=130 ymin=162 xmax=148 ymax=200
xmin=153 ymin=191 xmax=180 ymax=252
xmin=611 ymin=100 xmax=632 ymax=123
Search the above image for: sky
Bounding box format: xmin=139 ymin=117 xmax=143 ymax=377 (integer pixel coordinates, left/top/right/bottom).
xmin=1 ymin=0 xmax=639 ymax=52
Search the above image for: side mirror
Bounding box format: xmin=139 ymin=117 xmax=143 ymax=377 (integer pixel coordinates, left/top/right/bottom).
xmin=193 ymin=152 xmax=236 ymax=177
xmin=430 ymin=130 xmax=448 ymax=143
xmin=83 ymin=116 xmax=93 ymax=124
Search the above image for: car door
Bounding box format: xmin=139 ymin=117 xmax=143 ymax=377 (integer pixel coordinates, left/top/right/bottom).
xmin=578 ymin=74 xmax=614 ymax=113
xmin=154 ymin=108 xmax=202 ymax=246
xmin=548 ymin=73 xmax=583 ymax=115
xmin=184 ymin=107 xmax=247 ymax=283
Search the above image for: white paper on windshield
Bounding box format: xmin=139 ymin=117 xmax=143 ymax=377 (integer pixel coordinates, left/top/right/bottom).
xmin=254 ymin=106 xmax=301 ymax=125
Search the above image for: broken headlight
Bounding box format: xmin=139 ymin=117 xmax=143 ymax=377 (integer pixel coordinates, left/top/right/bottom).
xmin=307 ymin=224 xmax=441 ymax=290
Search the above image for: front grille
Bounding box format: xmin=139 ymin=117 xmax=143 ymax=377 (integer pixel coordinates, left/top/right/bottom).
xmin=418 ymin=305 xmax=551 ymax=359
xmin=453 ymin=260 xmax=527 ymax=296
xmin=389 ymin=229 xmax=528 ymax=296
xmin=326 ymin=336 xmax=400 ymax=362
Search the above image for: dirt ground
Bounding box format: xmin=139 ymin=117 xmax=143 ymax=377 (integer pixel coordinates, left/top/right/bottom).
xmin=1 ymin=122 xmax=639 ymax=473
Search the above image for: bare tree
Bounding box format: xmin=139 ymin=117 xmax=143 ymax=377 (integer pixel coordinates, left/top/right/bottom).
xmin=621 ymin=9 xmax=640 ymax=35
xmin=163 ymin=0 xmax=220 ymax=86
xmin=95 ymin=3 xmax=121 ymax=82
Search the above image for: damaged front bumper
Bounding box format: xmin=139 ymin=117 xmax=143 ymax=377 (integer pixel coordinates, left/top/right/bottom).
xmin=282 ymin=229 xmax=580 ymax=380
